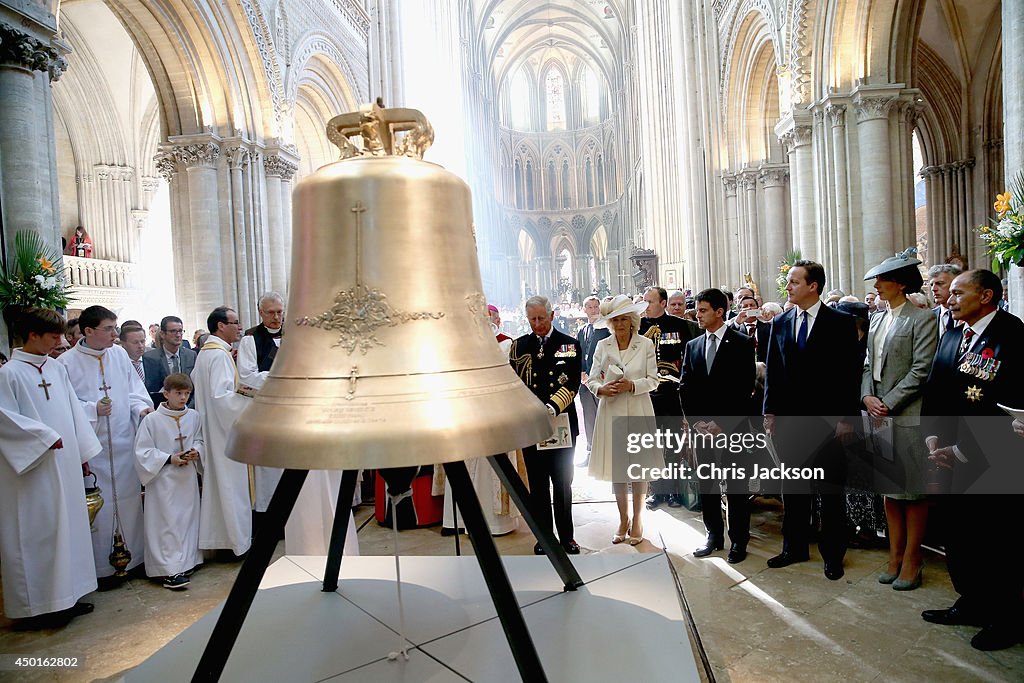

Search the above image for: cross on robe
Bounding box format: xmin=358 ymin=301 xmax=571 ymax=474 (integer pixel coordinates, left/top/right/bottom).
xmin=38 ymin=377 xmax=52 ymax=400
xmin=174 ymin=431 xmax=188 ymax=452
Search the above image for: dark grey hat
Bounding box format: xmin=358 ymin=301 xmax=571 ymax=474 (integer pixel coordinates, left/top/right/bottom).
xmin=864 ymin=247 xmax=922 ymax=280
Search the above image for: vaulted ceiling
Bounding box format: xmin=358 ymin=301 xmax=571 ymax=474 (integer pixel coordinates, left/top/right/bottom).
xmin=470 ymin=0 xmax=627 ymax=94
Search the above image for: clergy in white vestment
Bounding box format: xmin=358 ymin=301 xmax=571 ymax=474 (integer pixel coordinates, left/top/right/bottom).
xmin=193 ymin=306 xmax=252 ymax=557
xmin=237 ymin=292 xmax=284 ymax=513
xmin=134 ymin=373 xmax=204 ymax=582
xmin=284 ymin=470 xmax=360 ymax=557
xmin=58 ymin=306 xmax=153 ymax=580
xmin=438 ymin=312 xmax=522 ymax=536
xmin=0 ymin=308 xmax=101 ymax=623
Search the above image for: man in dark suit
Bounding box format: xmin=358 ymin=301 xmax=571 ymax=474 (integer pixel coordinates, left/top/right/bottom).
xmin=928 ymin=263 xmax=961 ymax=341
xmin=763 ymin=260 xmax=862 ymax=580
xmin=680 ymin=288 xmax=756 ymax=563
xmin=920 ymin=269 xmax=1024 ymax=651
xmin=510 ymin=295 xmax=583 ymax=555
xmin=576 ymin=295 xmax=610 ymax=466
xmin=641 ymin=286 xmax=701 ymax=509
xmin=731 ymin=294 xmax=771 ymax=363
xmin=142 ymin=315 xmax=197 ymax=407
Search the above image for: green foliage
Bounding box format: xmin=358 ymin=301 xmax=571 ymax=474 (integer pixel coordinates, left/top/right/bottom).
xmin=977 ymin=172 xmax=1024 ymax=272
xmin=0 ymin=230 xmax=74 ymax=310
xmin=776 ymin=250 xmax=802 ymax=300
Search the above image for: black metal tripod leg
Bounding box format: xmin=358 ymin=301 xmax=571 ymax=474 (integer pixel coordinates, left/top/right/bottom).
xmin=192 ymin=468 xmax=308 ymax=683
xmin=323 ymin=469 xmax=360 ymax=592
xmin=486 ymin=455 xmax=583 ymax=590
xmin=444 ymin=461 xmax=548 ymax=683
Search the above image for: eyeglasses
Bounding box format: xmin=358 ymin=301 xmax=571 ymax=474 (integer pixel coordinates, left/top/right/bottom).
xmin=97 ymin=325 xmax=117 ymax=333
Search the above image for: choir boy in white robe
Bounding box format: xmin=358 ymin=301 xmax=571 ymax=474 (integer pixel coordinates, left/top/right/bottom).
xmin=58 ymin=305 xmax=153 ymax=586
xmin=193 ymin=306 xmax=252 ymax=558
xmin=134 ymin=373 xmax=203 ymax=588
xmin=0 ymin=308 xmax=101 ymax=628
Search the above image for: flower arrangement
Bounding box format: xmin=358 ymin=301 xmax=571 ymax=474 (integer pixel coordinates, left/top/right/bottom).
xmin=0 ymin=230 xmax=74 ymax=310
xmin=776 ymin=249 xmax=801 ymax=299
xmin=977 ymin=172 xmax=1024 ymax=271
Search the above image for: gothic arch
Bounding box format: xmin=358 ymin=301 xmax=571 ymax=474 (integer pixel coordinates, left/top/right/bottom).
xmin=104 ymin=0 xmax=282 ymax=141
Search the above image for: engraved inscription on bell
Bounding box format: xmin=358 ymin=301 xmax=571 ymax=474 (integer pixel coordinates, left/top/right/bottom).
xmin=296 ymin=284 xmax=444 ymax=355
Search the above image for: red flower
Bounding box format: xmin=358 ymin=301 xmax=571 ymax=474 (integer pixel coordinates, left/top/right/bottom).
xmin=981 ymin=348 xmax=995 ymax=359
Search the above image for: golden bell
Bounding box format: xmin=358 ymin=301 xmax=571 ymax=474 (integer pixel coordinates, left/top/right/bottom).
xmin=227 ymin=104 xmax=551 ymax=469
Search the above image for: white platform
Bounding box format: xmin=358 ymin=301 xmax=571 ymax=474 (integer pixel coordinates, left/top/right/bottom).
xmin=126 ymin=553 xmax=701 ymax=682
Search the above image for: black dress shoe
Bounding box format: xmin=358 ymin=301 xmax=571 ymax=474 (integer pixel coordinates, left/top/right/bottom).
xmin=726 ymin=544 xmax=747 ymax=564
xmin=533 ymin=542 xmax=545 ymax=555
xmin=766 ymin=551 xmax=809 ymax=568
xmin=562 ymin=540 xmax=581 ymax=555
xmin=667 ymin=495 xmax=684 ymax=508
xmin=971 ymin=624 xmax=1024 ymax=651
xmin=921 ymin=606 xmax=987 ymax=627
xmin=693 ymin=537 xmax=724 ymax=558
xmin=823 ymin=560 xmax=845 ymax=581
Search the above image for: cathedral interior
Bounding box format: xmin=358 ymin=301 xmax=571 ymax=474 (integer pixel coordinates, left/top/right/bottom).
xmin=1 ymin=0 xmax=1022 ymax=680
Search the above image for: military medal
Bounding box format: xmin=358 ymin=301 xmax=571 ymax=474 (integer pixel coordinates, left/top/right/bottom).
xmin=966 ymin=385 xmax=983 ymax=402
xmin=558 ymin=372 xmax=568 ymax=386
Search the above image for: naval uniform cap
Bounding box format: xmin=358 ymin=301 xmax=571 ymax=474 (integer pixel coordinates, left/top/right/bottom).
xmin=864 ymin=246 xmax=922 ymax=280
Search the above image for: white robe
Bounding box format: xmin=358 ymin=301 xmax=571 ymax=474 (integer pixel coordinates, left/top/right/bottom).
xmin=237 ymin=333 xmax=283 ymax=512
xmin=440 ymin=335 xmax=521 ymax=535
xmin=58 ymin=342 xmax=152 ymax=577
xmin=193 ymin=336 xmax=252 ymax=555
xmin=284 ymin=470 xmax=360 ymax=557
xmin=134 ymin=405 xmax=204 ymax=576
xmin=0 ymin=350 xmax=101 ymax=618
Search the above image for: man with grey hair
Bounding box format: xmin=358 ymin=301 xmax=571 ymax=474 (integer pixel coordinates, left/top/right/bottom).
xmin=238 ymin=292 xmax=285 ymax=518
xmin=509 ymin=295 xmax=583 ymax=554
xmin=928 ymin=263 xmax=962 ymax=338
xmin=667 ymin=290 xmax=688 ymax=317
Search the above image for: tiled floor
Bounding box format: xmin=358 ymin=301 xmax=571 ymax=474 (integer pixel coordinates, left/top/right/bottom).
xmin=1 ymin=470 xmax=1022 ymax=682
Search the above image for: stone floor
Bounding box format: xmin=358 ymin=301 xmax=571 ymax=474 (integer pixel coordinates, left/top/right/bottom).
xmin=1 ymin=471 xmax=1023 ymax=682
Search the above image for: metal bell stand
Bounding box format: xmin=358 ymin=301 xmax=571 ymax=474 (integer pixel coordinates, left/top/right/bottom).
xmin=192 ymin=455 xmax=583 ymax=682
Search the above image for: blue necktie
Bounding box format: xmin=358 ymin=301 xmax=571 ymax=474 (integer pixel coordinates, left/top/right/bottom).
xmin=796 ymin=312 xmax=808 ymax=350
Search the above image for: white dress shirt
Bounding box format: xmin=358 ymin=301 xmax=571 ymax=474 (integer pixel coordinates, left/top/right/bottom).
xmin=794 ymin=299 xmax=823 ymax=339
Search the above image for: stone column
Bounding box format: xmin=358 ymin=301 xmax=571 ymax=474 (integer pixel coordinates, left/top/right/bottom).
xmin=919 ymin=166 xmax=940 ymax=266
xmin=739 ymin=171 xmax=758 ymax=284
xmin=226 ymin=146 xmax=253 ymax=323
xmin=154 ymin=151 xmax=197 ymax=325
xmin=1004 ymin=0 xmax=1023 ymax=318
xmin=264 ymin=153 xmax=297 ymax=295
xmin=0 ymin=21 xmax=66 ymax=254
xmin=759 ymin=167 xmax=789 ymax=300
xmin=174 ymin=142 xmax=223 ymax=329
xmin=779 ymin=122 xmax=815 ymax=258
xmin=854 ymin=93 xmax=898 ymax=275
xmin=721 ymin=174 xmax=738 ymax=284
xmin=827 ymin=104 xmax=853 ymax=291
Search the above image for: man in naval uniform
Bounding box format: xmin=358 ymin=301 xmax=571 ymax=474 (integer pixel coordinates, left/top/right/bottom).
xmin=640 ymin=286 xmax=700 ymax=509
xmin=509 ymin=295 xmax=583 ymax=554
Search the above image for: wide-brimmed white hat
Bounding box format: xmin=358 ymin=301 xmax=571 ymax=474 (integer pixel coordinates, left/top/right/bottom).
xmin=594 ymin=294 xmax=648 ymax=329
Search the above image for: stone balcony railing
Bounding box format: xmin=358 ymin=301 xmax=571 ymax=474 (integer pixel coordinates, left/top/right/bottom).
xmin=62 ymin=255 xmax=135 ymax=289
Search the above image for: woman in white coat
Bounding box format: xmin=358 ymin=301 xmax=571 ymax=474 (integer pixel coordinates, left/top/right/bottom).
xmin=587 ymin=295 xmax=661 ymax=545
